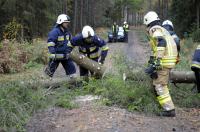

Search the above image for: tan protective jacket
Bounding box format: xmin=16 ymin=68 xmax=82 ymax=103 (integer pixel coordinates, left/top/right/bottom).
xmin=149 ymin=25 xmax=178 ymax=68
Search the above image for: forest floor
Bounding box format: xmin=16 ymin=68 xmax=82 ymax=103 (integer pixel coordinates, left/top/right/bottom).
xmin=26 ymin=30 xmax=200 ymax=132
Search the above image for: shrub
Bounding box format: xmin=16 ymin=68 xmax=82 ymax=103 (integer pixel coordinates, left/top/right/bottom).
xmin=191 ymin=29 xmax=200 ymax=42
xmin=0 ymin=40 xmax=48 ymax=73
xmin=3 ymin=18 xmax=23 ymax=41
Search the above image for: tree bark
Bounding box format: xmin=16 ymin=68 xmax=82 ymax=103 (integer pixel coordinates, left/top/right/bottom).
xmin=169 ymin=70 xmax=196 ymax=83
xmin=73 ymin=0 xmax=77 ymax=34
xmin=197 ymin=0 xmax=200 ymax=29
xmin=69 ymin=50 xmax=106 ymax=76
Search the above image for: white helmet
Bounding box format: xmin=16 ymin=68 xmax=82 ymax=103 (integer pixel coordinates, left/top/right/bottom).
xmin=124 ymin=21 xmax=127 ymax=24
xmin=56 ymin=14 xmax=70 ymax=24
xmin=143 ymin=11 xmax=160 ymax=26
xmin=162 ymin=20 xmax=174 ymax=28
xmin=82 ymin=25 xmax=95 ymax=38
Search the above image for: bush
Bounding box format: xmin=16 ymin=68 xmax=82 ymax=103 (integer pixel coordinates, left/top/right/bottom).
xmin=191 ymin=29 xmax=200 ymax=42
xmin=0 ymin=40 xmax=29 ymax=73
xmin=3 ymin=18 xmax=23 ymax=41
xmin=0 ymin=40 xmax=48 ymax=73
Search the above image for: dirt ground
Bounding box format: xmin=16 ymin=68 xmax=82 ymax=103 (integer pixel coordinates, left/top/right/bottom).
xmin=26 ymin=30 xmax=200 ymax=132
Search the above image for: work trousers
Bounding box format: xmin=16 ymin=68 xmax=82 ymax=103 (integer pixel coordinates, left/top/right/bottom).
xmin=153 ymin=68 xmax=175 ymax=111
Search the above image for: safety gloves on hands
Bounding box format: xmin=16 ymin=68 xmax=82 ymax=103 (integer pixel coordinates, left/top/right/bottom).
xmin=145 ymin=64 xmax=158 ymax=79
xmin=145 ymin=57 xmax=162 ymax=79
xmin=148 ymin=56 xmax=156 ymax=66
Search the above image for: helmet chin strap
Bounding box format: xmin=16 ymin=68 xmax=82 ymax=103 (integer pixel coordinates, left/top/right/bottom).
xmin=60 ymin=24 xmax=67 ymax=31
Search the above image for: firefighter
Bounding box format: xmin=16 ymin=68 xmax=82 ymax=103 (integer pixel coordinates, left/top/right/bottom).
xmin=112 ymin=22 xmax=119 ymax=42
xmin=162 ymin=20 xmax=180 ymax=63
xmin=144 ymin=11 xmax=178 ymax=117
xmin=123 ymin=21 xmax=129 ymax=42
xmin=191 ymin=45 xmax=200 ymax=93
xmin=44 ymin=14 xmax=76 ymax=79
xmin=68 ymin=25 xmax=109 ymax=78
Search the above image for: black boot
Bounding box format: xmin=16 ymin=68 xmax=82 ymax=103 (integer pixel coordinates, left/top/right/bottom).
xmin=158 ymin=109 xmax=176 ymax=117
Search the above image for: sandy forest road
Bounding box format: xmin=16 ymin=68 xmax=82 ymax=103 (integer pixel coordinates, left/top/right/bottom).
xmin=26 ymin=30 xmax=200 ymax=132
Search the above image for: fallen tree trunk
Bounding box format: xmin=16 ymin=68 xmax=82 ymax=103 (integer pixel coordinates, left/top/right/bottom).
xmin=70 ymin=50 xmax=106 ymax=77
xmin=169 ymin=70 xmax=196 ymax=83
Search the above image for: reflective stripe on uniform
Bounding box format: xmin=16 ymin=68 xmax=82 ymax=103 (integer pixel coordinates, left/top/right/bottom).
xmin=191 ymin=61 xmax=200 ymax=68
xmin=161 ymin=57 xmax=177 ymax=66
xmin=89 ymin=46 xmax=97 ymax=52
xmin=80 ymin=47 xmax=87 ymax=53
xmin=58 ymin=36 xmax=64 ymax=41
xmin=191 ymin=64 xmax=200 ymax=69
xmin=157 ymin=47 xmax=165 ymax=51
xmin=197 ymin=45 xmax=200 ymax=50
xmin=160 ymin=36 xmax=177 ymax=67
xmin=49 ymin=54 xmax=64 ymax=59
xmin=89 ymin=52 xmax=99 ymax=59
xmin=101 ymin=45 xmax=109 ymax=51
xmin=157 ymin=92 xmax=174 ymax=111
xmin=48 ymin=42 xmax=55 ymax=47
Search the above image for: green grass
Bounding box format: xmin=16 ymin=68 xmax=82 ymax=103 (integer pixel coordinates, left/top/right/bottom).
xmin=83 ymin=54 xmax=161 ymax=114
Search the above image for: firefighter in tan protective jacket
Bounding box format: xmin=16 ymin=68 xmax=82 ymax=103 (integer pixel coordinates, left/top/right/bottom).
xmin=144 ymin=11 xmax=178 ymax=117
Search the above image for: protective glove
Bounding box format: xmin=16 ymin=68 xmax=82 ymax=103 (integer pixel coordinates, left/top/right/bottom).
xmin=150 ymin=71 xmax=158 ymax=79
xmin=145 ymin=64 xmax=158 ymax=79
xmin=148 ymin=56 xmax=155 ymax=65
xmin=145 ymin=64 xmax=156 ymax=75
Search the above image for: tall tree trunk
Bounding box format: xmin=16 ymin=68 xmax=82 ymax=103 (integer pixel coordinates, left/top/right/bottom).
xmin=166 ymin=0 xmax=169 ymax=18
xmin=73 ymin=0 xmax=77 ymax=34
xmin=197 ymin=1 xmax=200 ymax=29
xmin=63 ymin=0 xmax=67 ymax=14
xmin=149 ymin=0 xmax=152 ymax=10
xmin=80 ymin=0 xmax=83 ymax=28
xmin=158 ymin=0 xmax=161 ymax=16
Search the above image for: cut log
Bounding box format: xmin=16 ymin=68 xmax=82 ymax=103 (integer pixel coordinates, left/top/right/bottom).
xmin=70 ymin=50 xmax=106 ymax=77
xmin=169 ymin=70 xmax=196 ymax=83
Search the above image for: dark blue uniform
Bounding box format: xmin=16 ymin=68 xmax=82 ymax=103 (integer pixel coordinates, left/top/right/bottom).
xmin=45 ymin=25 xmax=76 ymax=77
xmin=191 ymin=45 xmax=200 ymax=93
xmin=69 ymin=34 xmax=109 ymax=76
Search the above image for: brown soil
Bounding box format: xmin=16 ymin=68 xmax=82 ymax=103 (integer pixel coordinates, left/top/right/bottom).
xmin=26 ymin=30 xmax=200 ymax=132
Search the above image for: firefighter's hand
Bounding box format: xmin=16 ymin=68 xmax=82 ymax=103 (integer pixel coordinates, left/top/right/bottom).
xmin=150 ymin=71 xmax=158 ymax=79
xmin=148 ymin=56 xmax=155 ymax=65
xmin=145 ymin=64 xmax=156 ymax=75
xmin=145 ymin=65 xmax=158 ymax=79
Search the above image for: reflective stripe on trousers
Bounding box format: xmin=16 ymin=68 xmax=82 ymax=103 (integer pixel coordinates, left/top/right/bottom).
xmin=153 ymin=68 xmax=175 ymax=111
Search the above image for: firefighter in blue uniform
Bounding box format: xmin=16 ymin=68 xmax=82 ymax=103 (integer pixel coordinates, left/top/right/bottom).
xmin=191 ymin=45 xmax=200 ymax=93
xmin=162 ymin=20 xmax=180 ymax=63
xmin=44 ymin=14 xmax=76 ymax=78
xmin=68 ymin=25 xmax=109 ymax=77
